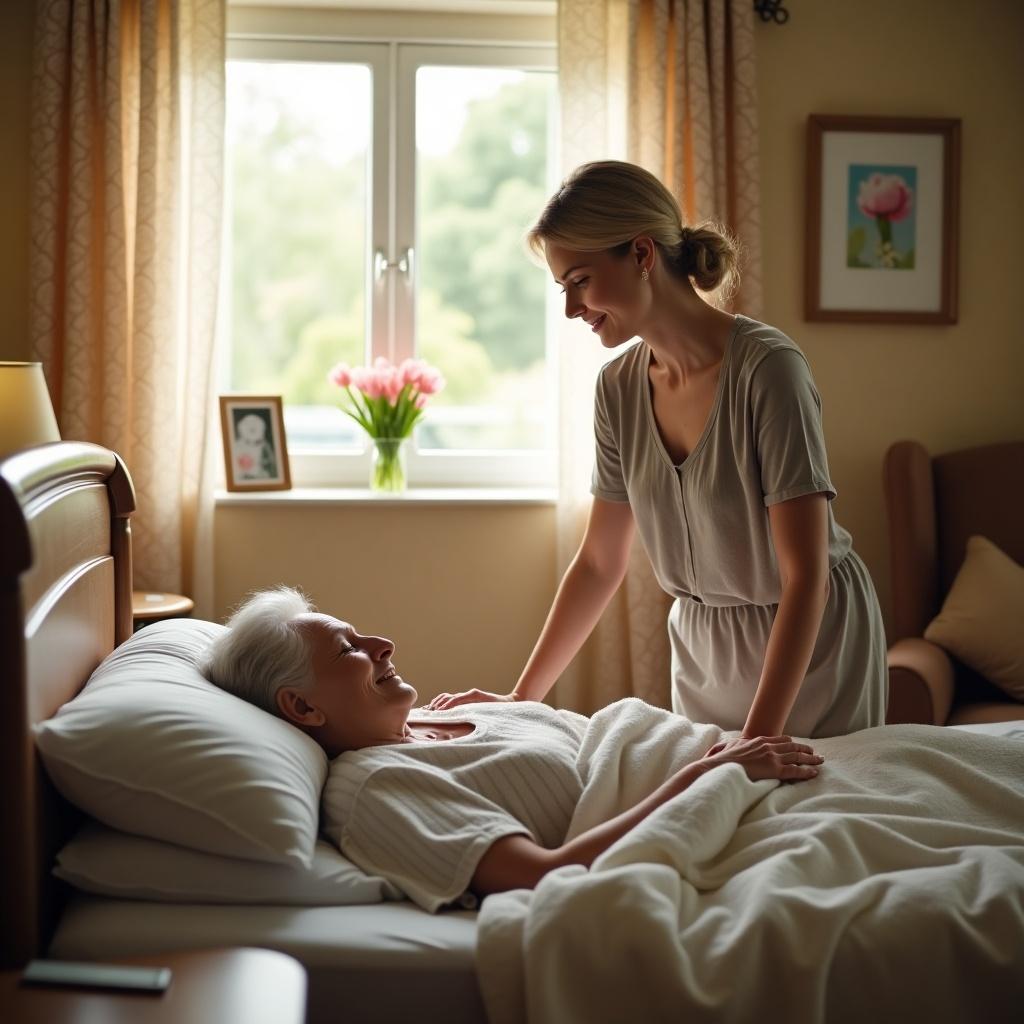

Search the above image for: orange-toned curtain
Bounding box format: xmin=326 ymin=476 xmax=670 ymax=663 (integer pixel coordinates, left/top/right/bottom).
xmin=30 ymin=0 xmax=225 ymax=615
xmin=554 ymin=0 xmax=764 ymax=713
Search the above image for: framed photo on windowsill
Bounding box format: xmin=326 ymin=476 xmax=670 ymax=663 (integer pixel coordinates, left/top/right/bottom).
xmin=804 ymin=115 xmax=960 ymax=324
xmin=219 ymin=395 xmax=292 ymax=492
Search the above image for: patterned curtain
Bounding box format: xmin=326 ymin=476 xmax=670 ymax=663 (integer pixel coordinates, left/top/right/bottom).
xmin=30 ymin=0 xmax=225 ymax=615
xmin=553 ymin=0 xmax=763 ymax=713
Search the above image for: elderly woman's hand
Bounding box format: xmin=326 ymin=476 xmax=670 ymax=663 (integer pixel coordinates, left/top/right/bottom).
xmin=424 ymin=689 xmax=520 ymax=712
xmin=703 ymin=735 xmax=823 ymax=783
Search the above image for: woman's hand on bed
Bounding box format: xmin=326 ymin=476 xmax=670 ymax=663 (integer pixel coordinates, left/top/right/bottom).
xmin=424 ymin=689 xmax=520 ymax=711
xmin=702 ymin=736 xmax=823 ymax=783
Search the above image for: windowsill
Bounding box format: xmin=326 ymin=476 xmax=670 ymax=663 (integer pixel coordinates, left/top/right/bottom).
xmin=215 ymin=486 xmax=558 ymax=507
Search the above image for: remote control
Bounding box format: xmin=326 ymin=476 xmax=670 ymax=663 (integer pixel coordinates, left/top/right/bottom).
xmin=21 ymin=959 xmax=172 ymax=994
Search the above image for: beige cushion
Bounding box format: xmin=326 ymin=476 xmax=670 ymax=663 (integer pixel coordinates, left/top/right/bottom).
xmin=35 ymin=619 xmax=327 ymax=867
xmin=924 ymin=535 xmax=1024 ymax=701
xmin=56 ymin=822 xmax=401 ymax=905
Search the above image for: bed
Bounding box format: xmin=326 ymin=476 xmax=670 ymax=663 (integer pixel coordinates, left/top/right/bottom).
xmin=0 ymin=441 xmax=485 ymax=1024
xmin=3 ymin=441 xmax=1023 ymax=1024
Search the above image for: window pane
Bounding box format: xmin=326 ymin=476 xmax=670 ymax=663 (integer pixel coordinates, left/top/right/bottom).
xmin=415 ymin=66 xmax=557 ymax=451
xmin=225 ymin=60 xmax=371 ymax=448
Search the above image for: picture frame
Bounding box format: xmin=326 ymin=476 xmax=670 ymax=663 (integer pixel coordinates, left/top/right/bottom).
xmin=805 ymin=115 xmax=960 ymax=324
xmin=218 ymin=395 xmax=292 ymax=492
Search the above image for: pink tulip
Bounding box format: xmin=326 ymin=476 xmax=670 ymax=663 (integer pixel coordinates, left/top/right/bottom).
xmin=417 ymin=369 xmax=445 ymax=396
xmin=857 ymin=173 xmax=913 ymax=222
xmin=328 ymin=362 xmax=352 ymax=388
xmin=398 ymin=358 xmax=426 ymax=389
xmin=352 ymin=367 xmax=381 ymax=398
xmin=374 ymin=372 xmax=393 ymax=399
xmin=333 ymin=355 xmax=442 ymax=446
xmin=384 ymin=370 xmax=403 ymax=402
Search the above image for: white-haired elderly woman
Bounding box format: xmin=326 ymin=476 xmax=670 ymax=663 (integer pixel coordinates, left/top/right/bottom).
xmin=202 ymin=587 xmax=823 ymax=912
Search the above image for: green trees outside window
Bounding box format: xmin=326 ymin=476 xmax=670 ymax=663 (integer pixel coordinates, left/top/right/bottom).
xmin=226 ymin=59 xmax=557 ymax=454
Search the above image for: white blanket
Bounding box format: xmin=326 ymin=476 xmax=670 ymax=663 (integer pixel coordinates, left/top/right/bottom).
xmin=476 ymin=701 xmax=1024 ymax=1023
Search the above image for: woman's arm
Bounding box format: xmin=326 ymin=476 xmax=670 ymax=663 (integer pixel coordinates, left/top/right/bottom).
xmin=427 ymin=498 xmax=635 ymax=710
xmin=741 ymin=492 xmax=831 ymax=738
xmin=471 ymin=736 xmax=823 ymax=896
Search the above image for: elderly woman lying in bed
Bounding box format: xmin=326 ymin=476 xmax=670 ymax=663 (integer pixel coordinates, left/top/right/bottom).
xmin=201 ymin=587 xmax=824 ymax=911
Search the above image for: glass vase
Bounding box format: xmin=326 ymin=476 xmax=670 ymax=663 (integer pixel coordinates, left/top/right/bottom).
xmin=370 ymin=437 xmax=408 ymax=493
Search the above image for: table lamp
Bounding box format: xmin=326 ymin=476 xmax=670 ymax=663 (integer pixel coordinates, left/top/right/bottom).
xmin=0 ymin=361 xmax=61 ymax=460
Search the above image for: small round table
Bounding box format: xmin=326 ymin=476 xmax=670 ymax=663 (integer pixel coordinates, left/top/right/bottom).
xmin=1 ymin=947 xmax=307 ymax=1024
xmin=132 ymin=591 xmax=195 ymax=630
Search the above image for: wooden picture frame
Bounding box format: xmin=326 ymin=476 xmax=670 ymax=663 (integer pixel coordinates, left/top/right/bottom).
xmin=805 ymin=115 xmax=960 ymax=323
xmin=218 ymin=395 xmax=292 ymax=492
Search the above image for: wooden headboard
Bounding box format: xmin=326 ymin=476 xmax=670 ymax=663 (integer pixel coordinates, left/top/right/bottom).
xmin=0 ymin=441 xmax=135 ymax=968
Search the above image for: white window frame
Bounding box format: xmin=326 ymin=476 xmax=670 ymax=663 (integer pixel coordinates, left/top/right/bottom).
xmin=224 ymin=25 xmax=559 ymax=490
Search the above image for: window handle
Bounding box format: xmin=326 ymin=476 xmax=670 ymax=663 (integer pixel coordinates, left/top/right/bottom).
xmin=374 ymin=247 xmax=414 ymax=284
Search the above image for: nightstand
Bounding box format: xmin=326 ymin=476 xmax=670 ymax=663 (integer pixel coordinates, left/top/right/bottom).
xmin=0 ymin=947 xmax=306 ymax=1023
xmin=132 ymin=590 xmax=195 ymax=630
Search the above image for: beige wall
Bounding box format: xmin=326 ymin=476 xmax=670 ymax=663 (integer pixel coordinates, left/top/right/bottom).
xmin=0 ymin=0 xmax=33 ymax=363
xmin=3 ymin=1 xmax=1022 ymax=700
xmin=755 ymin=0 xmax=1024 ymax=636
xmin=214 ymin=501 xmax=557 ymax=698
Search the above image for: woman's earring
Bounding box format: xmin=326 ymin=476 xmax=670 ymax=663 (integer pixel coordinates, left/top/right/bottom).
xmin=641 ymin=268 xmax=649 ymax=282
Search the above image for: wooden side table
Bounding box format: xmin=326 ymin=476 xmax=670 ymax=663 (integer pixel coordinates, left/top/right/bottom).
xmin=0 ymin=947 xmax=306 ymax=1024
xmin=132 ymin=590 xmax=195 ymax=630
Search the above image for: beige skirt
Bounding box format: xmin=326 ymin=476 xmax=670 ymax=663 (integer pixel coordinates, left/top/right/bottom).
xmin=668 ymin=551 xmax=887 ymax=738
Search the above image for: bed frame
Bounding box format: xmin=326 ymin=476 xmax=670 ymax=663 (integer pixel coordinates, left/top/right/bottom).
xmin=0 ymin=441 xmax=135 ymax=969
xmin=0 ymin=444 xmax=488 ymax=1024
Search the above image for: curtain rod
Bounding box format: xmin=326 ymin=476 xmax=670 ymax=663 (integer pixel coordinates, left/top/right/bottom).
xmin=753 ymin=0 xmax=789 ymax=23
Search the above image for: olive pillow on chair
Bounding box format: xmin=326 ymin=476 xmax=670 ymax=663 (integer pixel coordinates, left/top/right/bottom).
xmin=924 ymin=535 xmax=1024 ymax=702
xmin=35 ymin=619 xmax=327 ymax=868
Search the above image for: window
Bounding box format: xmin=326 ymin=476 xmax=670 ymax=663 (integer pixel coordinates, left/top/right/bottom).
xmin=223 ymin=32 xmax=559 ymax=488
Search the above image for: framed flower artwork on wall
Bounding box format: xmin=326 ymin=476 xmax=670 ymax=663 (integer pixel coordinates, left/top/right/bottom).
xmin=804 ymin=115 xmax=960 ymax=323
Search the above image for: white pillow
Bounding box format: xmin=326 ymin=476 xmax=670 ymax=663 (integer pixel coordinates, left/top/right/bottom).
xmin=55 ymin=821 xmax=402 ymax=905
xmin=35 ymin=619 xmax=326 ymax=868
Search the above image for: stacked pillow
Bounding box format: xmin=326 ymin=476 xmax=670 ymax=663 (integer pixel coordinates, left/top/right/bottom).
xmin=55 ymin=823 xmax=400 ymax=905
xmin=35 ymin=618 xmax=398 ymax=905
xmin=924 ymin=535 xmax=1024 ymax=702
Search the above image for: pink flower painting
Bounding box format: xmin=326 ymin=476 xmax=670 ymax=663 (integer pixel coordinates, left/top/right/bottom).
xmin=847 ymin=164 xmax=917 ymax=270
xmin=857 ymin=173 xmax=913 ymax=222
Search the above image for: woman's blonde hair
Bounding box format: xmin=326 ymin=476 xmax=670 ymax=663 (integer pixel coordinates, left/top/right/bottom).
xmin=526 ymin=160 xmax=740 ymax=298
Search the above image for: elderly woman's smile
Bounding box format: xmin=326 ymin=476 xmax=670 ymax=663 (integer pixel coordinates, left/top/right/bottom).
xmin=275 ymin=612 xmax=420 ymax=754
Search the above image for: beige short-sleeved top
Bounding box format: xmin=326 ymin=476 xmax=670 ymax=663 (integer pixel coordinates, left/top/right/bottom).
xmin=591 ymin=315 xmax=886 ymax=737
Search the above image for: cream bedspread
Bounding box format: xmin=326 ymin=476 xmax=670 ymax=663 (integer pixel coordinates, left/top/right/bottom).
xmin=476 ymin=702 xmax=1024 ymax=1023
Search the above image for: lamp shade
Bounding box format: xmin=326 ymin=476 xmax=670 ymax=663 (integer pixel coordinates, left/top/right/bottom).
xmin=0 ymin=362 xmax=61 ymax=460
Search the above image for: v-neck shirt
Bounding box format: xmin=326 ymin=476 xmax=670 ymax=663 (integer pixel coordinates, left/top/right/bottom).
xmin=643 ymin=321 xmax=734 ymax=471
xmin=590 ymin=314 xmax=886 ymax=737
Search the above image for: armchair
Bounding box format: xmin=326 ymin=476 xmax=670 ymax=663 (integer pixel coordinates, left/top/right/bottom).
xmin=883 ymin=439 xmax=1024 ymax=725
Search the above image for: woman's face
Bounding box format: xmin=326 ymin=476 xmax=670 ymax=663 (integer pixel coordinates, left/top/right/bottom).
xmin=545 ymin=240 xmax=648 ymax=349
xmin=287 ymin=613 xmax=417 ymax=754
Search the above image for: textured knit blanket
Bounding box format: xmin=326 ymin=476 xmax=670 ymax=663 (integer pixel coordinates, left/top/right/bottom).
xmin=476 ymin=700 xmax=1024 ymax=1024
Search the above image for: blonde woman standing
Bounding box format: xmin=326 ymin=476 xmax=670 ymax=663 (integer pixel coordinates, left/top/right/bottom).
xmin=430 ymin=160 xmax=886 ymax=740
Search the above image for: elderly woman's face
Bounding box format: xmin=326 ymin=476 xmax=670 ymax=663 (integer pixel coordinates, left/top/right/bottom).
xmin=292 ymin=613 xmax=417 ymax=753
xmin=546 ymin=240 xmax=646 ymax=349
